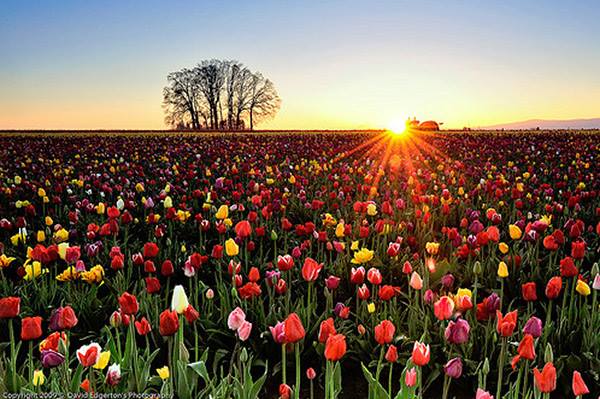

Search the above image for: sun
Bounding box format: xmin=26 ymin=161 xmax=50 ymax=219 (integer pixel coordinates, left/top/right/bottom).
xmin=387 ymin=118 xmax=408 ymax=136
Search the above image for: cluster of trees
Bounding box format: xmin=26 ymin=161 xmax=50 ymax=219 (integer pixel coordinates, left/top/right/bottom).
xmin=163 ymin=59 xmax=280 ymax=130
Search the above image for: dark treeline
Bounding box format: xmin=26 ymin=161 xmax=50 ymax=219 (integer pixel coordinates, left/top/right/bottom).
xmin=163 ymin=59 xmax=281 ymax=131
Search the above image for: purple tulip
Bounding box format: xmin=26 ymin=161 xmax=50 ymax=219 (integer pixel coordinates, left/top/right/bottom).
xmin=485 ymin=293 xmax=500 ymax=314
xmin=41 ymin=350 xmax=65 ymax=368
xmin=445 ymin=318 xmax=470 ymax=344
xmin=522 ymin=316 xmax=542 ymax=338
xmin=444 ymin=357 xmax=463 ymax=379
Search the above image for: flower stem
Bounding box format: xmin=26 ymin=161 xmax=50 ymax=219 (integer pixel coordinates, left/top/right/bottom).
xmin=496 ymin=338 xmax=507 ymax=399
xmin=282 ymin=344 xmax=287 ymax=385
xmin=295 ymin=343 xmax=301 ymax=399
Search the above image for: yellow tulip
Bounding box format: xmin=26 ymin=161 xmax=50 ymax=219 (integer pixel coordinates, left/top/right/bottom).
xmin=497 ymin=261 xmax=509 ymax=278
xmin=225 ymin=238 xmax=239 ymax=257
xmin=57 ymin=242 xmax=69 ymax=260
xmin=96 ymin=202 xmax=105 ymax=215
xmin=366 ymin=203 xmax=377 ymax=216
xmin=509 ymin=224 xmax=522 ymax=240
xmin=53 ymin=228 xmax=69 ymax=243
xmin=367 ymin=303 xmax=375 ymax=313
xmin=163 ymin=196 xmax=173 ymax=208
xmin=156 ymin=366 xmax=170 ymax=380
xmin=93 ymin=351 xmax=111 ymax=370
xmin=56 ymin=266 xmax=80 ymax=282
xmin=37 ymin=230 xmax=46 ymax=242
xmin=33 ymin=370 xmax=45 ymax=386
xmin=37 ymin=188 xmax=46 ymax=197
xmin=215 ymin=205 xmax=229 ymax=220
xmin=0 ymin=254 xmax=16 ymax=268
xmin=45 ymin=216 xmax=53 ymax=226
xmin=81 ymin=265 xmax=104 ymax=284
xmin=351 ymin=248 xmax=374 ymax=264
xmin=576 ymin=279 xmax=591 ymax=296
xmin=425 ymin=242 xmax=440 ymax=255
xmin=350 ymin=241 xmax=359 ymax=251
xmin=335 ymin=222 xmax=345 ymax=238
xmin=24 ymin=260 xmax=47 ymax=281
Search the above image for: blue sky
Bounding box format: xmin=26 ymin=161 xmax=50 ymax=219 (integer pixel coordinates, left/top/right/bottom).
xmin=1 ymin=0 xmax=599 ymax=129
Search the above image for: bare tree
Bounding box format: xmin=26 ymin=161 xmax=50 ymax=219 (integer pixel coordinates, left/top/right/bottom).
xmin=195 ymin=60 xmax=226 ymax=130
xmin=247 ymin=73 xmax=281 ymax=130
xmin=162 ymin=69 xmax=203 ymax=129
xmin=163 ymin=60 xmax=280 ymax=130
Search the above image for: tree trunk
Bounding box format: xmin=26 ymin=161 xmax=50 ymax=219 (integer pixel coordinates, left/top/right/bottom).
xmin=249 ymin=108 xmax=253 ymax=131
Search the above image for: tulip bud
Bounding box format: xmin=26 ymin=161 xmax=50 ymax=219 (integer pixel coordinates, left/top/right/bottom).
xmin=109 ymin=311 xmax=122 ymax=328
xmin=205 ymin=288 xmax=214 ymax=299
xmin=544 ymin=343 xmax=553 ymax=363
xmin=482 ymin=358 xmax=490 ymax=375
xmin=306 ymin=367 xmax=316 ymax=380
xmin=270 ymin=230 xmax=278 ymax=240
xmin=473 ymin=261 xmax=482 ymax=276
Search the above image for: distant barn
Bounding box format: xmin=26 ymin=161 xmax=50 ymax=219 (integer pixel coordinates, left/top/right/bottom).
xmin=418 ymin=120 xmax=440 ymax=131
xmin=405 ymin=117 xmax=441 ymax=131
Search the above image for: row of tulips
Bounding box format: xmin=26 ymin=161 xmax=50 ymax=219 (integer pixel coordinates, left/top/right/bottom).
xmin=0 ymin=131 xmax=598 ymax=397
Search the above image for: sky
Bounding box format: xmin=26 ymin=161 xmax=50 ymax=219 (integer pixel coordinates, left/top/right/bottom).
xmin=1 ymin=0 xmax=599 ymax=130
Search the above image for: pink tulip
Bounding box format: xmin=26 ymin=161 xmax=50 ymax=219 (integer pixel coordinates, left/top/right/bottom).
xmin=237 ymin=320 xmax=252 ymax=341
xmin=405 ymin=367 xmax=417 ymax=387
xmin=227 ymin=307 xmax=246 ymax=330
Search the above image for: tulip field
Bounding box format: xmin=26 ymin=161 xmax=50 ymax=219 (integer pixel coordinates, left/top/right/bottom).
xmin=0 ymin=130 xmax=599 ymax=398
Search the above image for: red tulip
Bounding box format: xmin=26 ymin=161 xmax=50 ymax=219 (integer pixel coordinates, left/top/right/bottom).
xmin=378 ymin=285 xmax=396 ymax=301
xmin=559 ymin=257 xmax=578 ymax=277
xmin=118 ymin=292 xmax=139 ymax=315
xmin=572 ymin=371 xmax=589 ymax=396
xmin=184 ymin=304 xmax=200 ymax=323
xmin=57 ymin=306 xmax=78 ymax=330
xmin=350 ymin=266 xmax=365 ymax=284
xmin=145 ymin=277 xmax=161 ymax=294
xmin=521 ymin=282 xmax=537 ymax=301
xmin=545 ymin=276 xmax=562 ymax=299
xmin=434 ymin=296 xmax=455 ymax=320
xmin=76 ymin=343 xmax=101 ymax=367
xmin=20 ymin=316 xmax=43 ymax=341
xmin=301 ymin=257 xmax=323 ymax=281
xmin=374 ymin=320 xmax=395 ymax=345
xmin=134 ymin=317 xmax=152 ymax=335
xmin=318 ymin=317 xmax=336 ymax=343
xmin=496 ymin=310 xmax=518 ymax=337
xmin=235 ymin=220 xmax=252 ymax=239
xmin=385 ymin=344 xmax=398 ymax=363
xmin=533 ymin=362 xmax=556 ymax=393
xmin=570 ymin=240 xmax=585 ymax=259
xmin=277 ymin=255 xmax=294 ymax=271
xmin=0 ymin=297 xmax=20 ymax=318
xmin=283 ymin=313 xmax=305 ymax=344
xmin=324 ymin=333 xmax=346 ymax=361
xmin=159 ymin=309 xmax=179 ymax=336
xmin=511 ymin=333 xmax=536 ymax=369
xmin=143 ymin=242 xmax=159 ymax=258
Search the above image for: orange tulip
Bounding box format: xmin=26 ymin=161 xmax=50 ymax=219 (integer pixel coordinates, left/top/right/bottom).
xmin=411 ymin=341 xmax=430 ymax=366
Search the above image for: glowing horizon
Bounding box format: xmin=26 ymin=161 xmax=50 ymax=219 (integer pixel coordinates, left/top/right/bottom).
xmin=1 ymin=1 xmax=600 ymax=130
